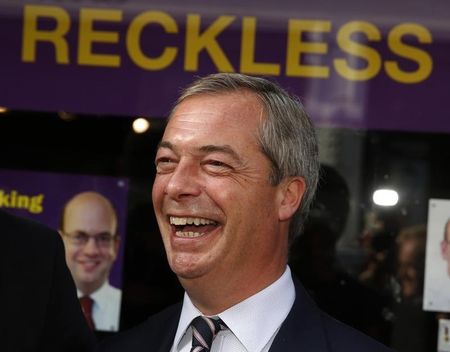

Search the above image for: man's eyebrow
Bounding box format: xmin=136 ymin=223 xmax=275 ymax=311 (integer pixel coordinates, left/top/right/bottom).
xmin=157 ymin=141 xmax=175 ymax=151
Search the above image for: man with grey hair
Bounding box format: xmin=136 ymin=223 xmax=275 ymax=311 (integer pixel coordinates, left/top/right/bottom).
xmin=100 ymin=73 xmax=391 ymax=351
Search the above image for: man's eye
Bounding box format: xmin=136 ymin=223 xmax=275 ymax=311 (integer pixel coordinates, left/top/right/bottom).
xmin=208 ymin=160 xmax=227 ymax=167
xmin=74 ymin=234 xmax=87 ymax=242
xmin=98 ymin=234 xmax=113 ymax=243
xmin=203 ymin=160 xmax=232 ymax=173
xmin=155 ymin=158 xmax=177 ymax=172
xmin=156 ymin=157 xmax=172 ymax=165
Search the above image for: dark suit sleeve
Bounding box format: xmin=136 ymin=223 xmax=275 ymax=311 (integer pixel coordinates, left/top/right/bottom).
xmin=38 ymin=232 xmax=96 ymax=352
xmin=0 ymin=211 xmax=96 ymax=352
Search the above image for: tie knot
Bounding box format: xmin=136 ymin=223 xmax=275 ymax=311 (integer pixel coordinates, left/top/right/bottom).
xmin=79 ymin=296 xmax=93 ymax=312
xmin=190 ymin=316 xmax=226 ymax=352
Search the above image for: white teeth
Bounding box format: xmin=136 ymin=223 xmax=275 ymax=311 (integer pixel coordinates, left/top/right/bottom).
xmin=171 ymin=217 xmax=185 ymax=225
xmin=170 ymin=216 xmax=216 ymax=226
xmin=175 ymin=231 xmax=205 ymax=238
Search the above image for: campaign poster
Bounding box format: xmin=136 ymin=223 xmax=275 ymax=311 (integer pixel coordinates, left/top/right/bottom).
xmin=0 ymin=169 xmax=129 ymax=331
xmin=423 ymin=199 xmax=450 ymax=312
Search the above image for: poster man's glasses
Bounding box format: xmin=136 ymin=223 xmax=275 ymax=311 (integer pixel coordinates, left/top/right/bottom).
xmin=61 ymin=231 xmax=116 ymax=248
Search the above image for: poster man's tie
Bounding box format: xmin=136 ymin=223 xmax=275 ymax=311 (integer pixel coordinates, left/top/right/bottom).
xmin=79 ymin=296 xmax=96 ymax=330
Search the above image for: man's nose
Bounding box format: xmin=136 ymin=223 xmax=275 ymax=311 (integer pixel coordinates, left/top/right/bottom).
xmin=82 ymin=236 xmax=101 ymax=255
xmin=165 ymin=160 xmax=201 ymax=200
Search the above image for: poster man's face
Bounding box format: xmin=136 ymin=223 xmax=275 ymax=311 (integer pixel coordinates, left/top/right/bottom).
xmin=62 ymin=193 xmax=119 ymax=294
xmin=440 ymin=222 xmax=450 ymax=276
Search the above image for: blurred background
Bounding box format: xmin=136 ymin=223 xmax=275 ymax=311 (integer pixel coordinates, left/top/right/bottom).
xmin=1 ymin=1 xmax=450 ymax=350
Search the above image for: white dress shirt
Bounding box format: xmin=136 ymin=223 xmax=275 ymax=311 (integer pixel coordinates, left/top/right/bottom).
xmin=78 ymin=281 xmax=122 ymax=332
xmin=423 ymin=265 xmax=450 ymax=312
xmin=171 ymin=266 xmax=295 ymax=352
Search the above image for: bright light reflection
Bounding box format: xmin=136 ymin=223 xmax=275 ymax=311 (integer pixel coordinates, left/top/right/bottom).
xmin=132 ymin=118 xmax=150 ymax=134
xmin=373 ymin=189 xmax=399 ymax=206
xmin=0 ymin=106 xmax=8 ymax=113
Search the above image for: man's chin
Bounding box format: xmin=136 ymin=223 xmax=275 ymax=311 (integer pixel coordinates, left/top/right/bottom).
xmin=172 ymin=262 xmax=210 ymax=282
xmin=76 ymin=272 xmax=104 ymax=286
xmin=75 ymin=277 xmax=105 ymax=294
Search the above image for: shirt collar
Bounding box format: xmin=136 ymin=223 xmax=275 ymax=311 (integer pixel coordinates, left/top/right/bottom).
xmin=173 ymin=266 xmax=295 ymax=351
xmin=77 ymin=281 xmax=111 ymax=310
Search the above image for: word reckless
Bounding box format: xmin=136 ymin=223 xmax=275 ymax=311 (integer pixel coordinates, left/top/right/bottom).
xmin=22 ymin=5 xmax=433 ymax=83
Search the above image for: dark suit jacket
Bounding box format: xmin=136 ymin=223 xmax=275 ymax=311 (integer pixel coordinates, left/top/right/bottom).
xmin=0 ymin=210 xmax=95 ymax=352
xmin=99 ymin=275 xmax=392 ymax=351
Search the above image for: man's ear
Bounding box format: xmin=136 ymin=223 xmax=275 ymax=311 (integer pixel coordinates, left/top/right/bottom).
xmin=278 ymin=176 xmax=306 ymax=221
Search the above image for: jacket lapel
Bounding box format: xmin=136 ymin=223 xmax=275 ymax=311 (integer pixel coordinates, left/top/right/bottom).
xmin=156 ymin=324 xmax=178 ymax=352
xmin=269 ymin=277 xmax=329 ymax=352
xmin=154 ymin=303 xmax=182 ymax=352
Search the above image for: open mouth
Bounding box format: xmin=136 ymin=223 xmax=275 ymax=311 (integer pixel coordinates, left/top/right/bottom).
xmin=169 ymin=216 xmax=218 ymax=238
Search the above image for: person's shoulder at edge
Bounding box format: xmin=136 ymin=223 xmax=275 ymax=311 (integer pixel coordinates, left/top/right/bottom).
xmin=289 ymin=277 xmax=394 ymax=352
xmin=97 ymin=302 xmax=182 ymax=351
xmin=0 ymin=208 xmax=54 ymax=241
xmin=0 ymin=209 xmax=62 ymax=273
xmin=0 ymin=209 xmax=96 ymax=352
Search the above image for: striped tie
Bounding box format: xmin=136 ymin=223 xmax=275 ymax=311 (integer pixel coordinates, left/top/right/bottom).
xmin=190 ymin=316 xmax=226 ymax=352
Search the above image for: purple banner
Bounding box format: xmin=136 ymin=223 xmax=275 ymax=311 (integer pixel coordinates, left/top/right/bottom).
xmin=0 ymin=2 xmax=449 ymax=133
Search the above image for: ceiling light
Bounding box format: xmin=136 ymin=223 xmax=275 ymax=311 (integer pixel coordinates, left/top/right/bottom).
xmin=133 ymin=118 xmax=150 ymax=134
xmin=373 ymin=189 xmax=399 ymax=206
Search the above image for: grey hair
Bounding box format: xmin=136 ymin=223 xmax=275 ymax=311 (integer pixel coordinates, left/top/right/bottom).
xmin=174 ymin=73 xmax=319 ymax=243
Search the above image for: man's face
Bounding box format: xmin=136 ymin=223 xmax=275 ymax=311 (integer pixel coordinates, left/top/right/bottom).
xmin=440 ymin=222 xmax=450 ymax=276
xmin=62 ymin=196 xmax=119 ymax=294
xmin=152 ymin=91 xmax=295 ymax=289
xmin=398 ymin=239 xmax=419 ymax=297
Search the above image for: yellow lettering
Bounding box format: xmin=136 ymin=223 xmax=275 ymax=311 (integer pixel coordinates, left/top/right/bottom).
xmin=29 ymin=194 xmax=44 ymax=214
xmin=0 ymin=189 xmax=44 ymax=214
xmin=286 ymin=20 xmax=331 ymax=78
xmin=11 ymin=190 xmax=17 ymax=207
xmin=385 ymin=23 xmax=433 ymax=83
xmin=78 ymin=8 xmax=122 ymax=67
xmin=240 ymin=17 xmax=280 ymax=75
xmin=17 ymin=195 xmax=29 ymax=209
xmin=334 ymin=21 xmax=382 ymax=81
xmin=185 ymin=14 xmax=235 ymax=72
xmin=127 ymin=11 xmax=178 ymax=70
xmin=22 ymin=5 xmax=70 ymax=64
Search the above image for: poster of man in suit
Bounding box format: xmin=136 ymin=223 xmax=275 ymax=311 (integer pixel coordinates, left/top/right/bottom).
xmin=0 ymin=169 xmax=128 ymax=331
xmin=423 ymin=198 xmax=450 ymax=312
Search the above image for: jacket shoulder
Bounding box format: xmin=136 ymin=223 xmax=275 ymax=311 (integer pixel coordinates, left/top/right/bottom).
xmin=320 ymin=312 xmax=393 ymax=352
xmin=275 ymin=275 xmax=392 ymax=352
xmin=0 ymin=209 xmax=58 ymax=247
